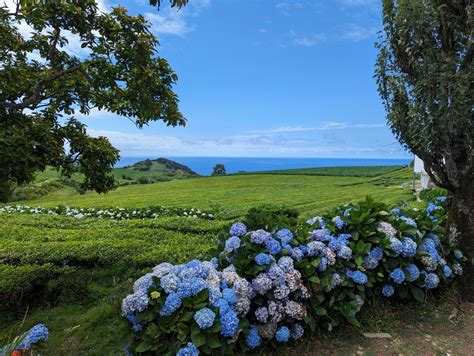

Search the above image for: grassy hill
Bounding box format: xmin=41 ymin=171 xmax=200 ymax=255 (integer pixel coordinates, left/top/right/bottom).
xmin=19 ymin=167 xmax=414 ymax=218
xmin=10 ymin=158 xmax=198 ymax=201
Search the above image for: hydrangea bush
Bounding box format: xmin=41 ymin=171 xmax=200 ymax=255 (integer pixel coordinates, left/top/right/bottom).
xmin=0 ymin=324 xmax=48 ymax=355
xmin=122 ymin=196 xmax=464 ymax=354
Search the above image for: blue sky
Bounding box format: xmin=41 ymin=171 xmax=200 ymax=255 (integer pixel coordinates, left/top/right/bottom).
xmin=77 ymin=0 xmax=410 ymax=158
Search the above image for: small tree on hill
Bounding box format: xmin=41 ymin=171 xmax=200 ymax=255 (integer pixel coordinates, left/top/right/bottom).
xmin=376 ymin=0 xmax=473 ymax=300
xmin=0 ymin=0 xmax=189 ymax=202
xmin=212 ymin=163 xmax=226 ymax=176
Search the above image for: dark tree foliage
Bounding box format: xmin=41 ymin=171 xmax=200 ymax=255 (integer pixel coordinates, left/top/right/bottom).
xmin=0 ymin=0 xmax=187 ymax=201
xmin=375 ymin=0 xmax=473 ymax=300
xmin=211 ymin=163 xmax=226 ymax=176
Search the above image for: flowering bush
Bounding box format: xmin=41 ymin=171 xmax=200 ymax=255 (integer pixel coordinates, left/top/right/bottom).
xmin=122 ymin=196 xmax=464 ymax=354
xmin=0 ymin=324 xmax=48 ymax=355
xmin=0 ymin=205 xmax=214 ymax=220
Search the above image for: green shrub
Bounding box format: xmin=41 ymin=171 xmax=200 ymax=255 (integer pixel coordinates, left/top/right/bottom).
xmin=420 ymin=188 xmax=447 ymax=202
xmin=244 ymin=204 xmax=299 ymax=231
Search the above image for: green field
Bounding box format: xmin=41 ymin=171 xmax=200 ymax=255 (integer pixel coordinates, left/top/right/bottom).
xmin=0 ymin=166 xmax=417 ymax=354
xmin=21 ymin=168 xmax=414 ymax=218
xmin=239 ymin=165 xmax=406 ymax=177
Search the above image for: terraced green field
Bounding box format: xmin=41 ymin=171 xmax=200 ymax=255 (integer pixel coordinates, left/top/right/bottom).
xmin=0 ymin=167 xmax=416 ymax=353
xmin=240 ymin=165 xmax=406 ymax=177
xmin=22 ymin=168 xmax=414 ymax=218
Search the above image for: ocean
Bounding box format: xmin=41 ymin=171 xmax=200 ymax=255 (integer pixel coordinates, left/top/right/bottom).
xmin=116 ymin=157 xmax=411 ymax=176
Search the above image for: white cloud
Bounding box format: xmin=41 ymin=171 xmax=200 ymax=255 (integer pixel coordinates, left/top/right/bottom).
xmin=88 ymin=128 xmax=402 ymax=157
xmin=289 ymin=30 xmax=327 ymax=47
xmin=341 ymin=24 xmax=378 ymax=42
xmin=318 ymin=121 xmax=385 ymax=130
xmin=340 ymin=0 xmax=377 ymax=7
xmin=251 ymin=126 xmax=316 ymax=134
xmin=145 ymin=0 xmax=211 ymax=37
xmin=275 ymin=2 xmax=305 ymax=15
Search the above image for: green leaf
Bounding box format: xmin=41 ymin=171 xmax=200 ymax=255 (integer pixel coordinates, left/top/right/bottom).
xmin=135 ymin=341 xmax=152 ymax=353
xmin=191 ymin=332 xmax=206 ymax=347
xmin=314 ymin=307 xmax=327 ymax=316
xmin=410 ymin=285 xmax=425 ymax=302
xmin=206 ymin=333 xmax=222 ymax=349
xmin=309 ymin=275 xmax=320 ymax=284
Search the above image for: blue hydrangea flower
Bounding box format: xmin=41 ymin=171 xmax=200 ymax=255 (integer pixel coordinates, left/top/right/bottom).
xmin=337 ymin=245 xmax=352 ymax=260
xmin=291 ymin=323 xmax=304 ymax=340
xmin=332 ymin=216 xmax=345 ymax=229
xmin=229 ymin=222 xmax=247 ymax=237
xmin=125 ymin=312 xmax=142 ymax=332
xmin=278 ymin=256 xmax=294 ymax=272
xmin=133 ymin=273 xmax=155 ymax=294
xmin=194 ymin=308 xmax=216 ymax=330
xmin=382 ymin=285 xmax=395 ymax=297
xmin=16 ymin=324 xmax=48 ymax=350
xmin=251 ymin=273 xmax=273 ymax=295
xmin=389 ymin=268 xmax=405 ymax=284
xmin=401 ymin=238 xmax=417 ymax=257
xmin=311 ymin=229 xmax=331 ymax=241
xmin=362 ymin=256 xmax=378 ymax=270
xmin=177 ymin=342 xmax=200 ymax=356
xmin=347 ymin=270 xmax=368 ymax=285
xmin=275 ymin=326 xmax=290 ymax=343
xmin=425 ymin=272 xmax=440 ymax=289
xmin=370 ymin=247 xmax=384 ymax=261
xmin=298 ymin=245 xmax=308 ymax=254
xmin=400 ymin=216 xmax=417 ymax=227
xmin=219 ymin=307 xmax=239 ymax=337
xmin=265 ymin=238 xmax=282 ymax=255
xmin=343 ymin=207 xmax=352 ymax=217
xmin=389 ymin=237 xmax=403 ymax=256
xmin=255 ymin=307 xmax=268 ymax=323
xmin=338 ymin=234 xmax=352 ymax=245
xmin=276 ymin=228 xmax=293 ymax=244
xmin=405 ymin=264 xmax=420 ymax=282
xmin=435 ymin=196 xmax=447 ymax=203
xmin=210 ymin=257 xmax=219 ymax=268
xmin=318 ymin=256 xmax=328 ymax=272
xmin=160 ymin=292 xmax=182 ymax=316
xmin=246 ymin=325 xmax=261 ymax=349
xmin=443 ymin=265 xmax=452 ymax=278
xmin=222 ymin=288 xmax=237 ymax=305
xmin=250 ymin=230 xmax=271 ymax=244
xmin=328 ymin=237 xmax=342 ymax=252
xmin=307 ymin=241 xmax=326 ymax=257
xmin=225 ymin=236 xmax=241 ymax=253
xmin=291 ymin=247 xmax=304 ymax=261
xmin=391 ymin=208 xmax=401 ymax=215
xmin=255 ymin=253 xmax=271 ymax=266
xmin=122 ymin=291 xmax=149 ymax=315
xmin=306 ymin=216 xmax=327 ymax=227
xmin=177 ymin=279 xmax=206 ymax=298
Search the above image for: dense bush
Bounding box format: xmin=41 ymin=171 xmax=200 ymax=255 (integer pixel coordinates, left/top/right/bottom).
xmin=244 ymin=204 xmax=299 ymax=231
xmin=122 ymin=196 xmax=464 ymax=354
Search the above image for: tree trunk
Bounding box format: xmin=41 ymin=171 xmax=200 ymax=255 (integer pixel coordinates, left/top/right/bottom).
xmin=448 ymin=184 xmax=474 ymax=302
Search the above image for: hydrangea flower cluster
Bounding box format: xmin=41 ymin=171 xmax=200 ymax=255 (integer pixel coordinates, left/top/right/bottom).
xmin=123 ymin=197 xmax=463 ymax=355
xmin=0 ymin=324 xmax=49 ymax=355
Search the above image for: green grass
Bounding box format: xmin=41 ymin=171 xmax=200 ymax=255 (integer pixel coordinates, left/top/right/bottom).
xmin=240 ymin=165 xmax=405 ymax=177
xmin=21 ymin=168 xmax=414 ymax=218
xmin=0 ymin=167 xmax=418 ymax=354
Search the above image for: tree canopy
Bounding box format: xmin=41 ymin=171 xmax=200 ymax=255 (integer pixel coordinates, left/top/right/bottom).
xmin=375 ymin=0 xmax=473 ymax=192
xmin=0 ymin=0 xmax=187 ymax=201
xmin=376 ymin=0 xmax=473 ymax=300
